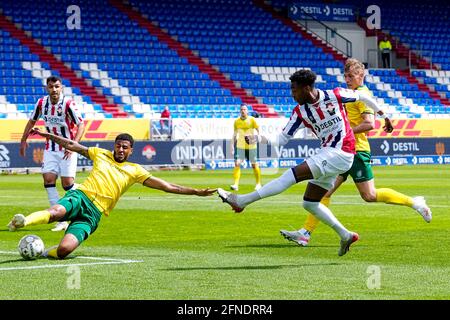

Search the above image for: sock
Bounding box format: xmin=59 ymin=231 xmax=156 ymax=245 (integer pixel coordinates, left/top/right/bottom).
xmin=302 ymin=197 xmax=330 ymax=233
xmin=44 ymin=184 xmax=59 ymax=206
xmin=303 ymin=200 xmax=350 ymax=240
xmin=238 ymin=168 xmax=297 ymax=207
xmin=253 ymin=165 xmax=261 ymax=185
xmin=24 ymin=210 xmax=51 ymax=227
xmin=45 ymin=246 xmax=59 ymax=259
xmin=376 ymin=188 xmax=414 ymax=207
xmin=232 ymin=167 xmax=241 ymax=186
xmin=63 ymin=184 xmax=74 ymax=191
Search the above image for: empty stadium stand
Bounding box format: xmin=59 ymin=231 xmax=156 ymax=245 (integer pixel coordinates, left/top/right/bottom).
xmin=0 ymin=0 xmax=448 ymax=121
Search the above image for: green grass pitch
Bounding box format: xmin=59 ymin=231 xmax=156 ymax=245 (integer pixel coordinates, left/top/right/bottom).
xmin=0 ymin=165 xmax=449 ymax=300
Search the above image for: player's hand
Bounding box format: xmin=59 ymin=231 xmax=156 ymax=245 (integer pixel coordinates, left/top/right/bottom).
xmin=19 ymin=140 xmax=28 ymax=157
xmin=63 ymin=149 xmax=73 ymax=160
xmin=383 ymin=118 xmax=394 ymax=133
xmin=245 ymin=135 xmax=258 ymax=144
xmin=196 ymin=188 xmax=217 ymax=196
xmin=30 ymin=128 xmax=46 ymax=137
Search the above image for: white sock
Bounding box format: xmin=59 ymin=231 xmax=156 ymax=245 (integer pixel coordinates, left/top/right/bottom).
xmin=45 ymin=186 xmax=60 ymax=206
xmin=303 ymin=200 xmax=351 ymax=240
xmin=238 ymin=169 xmax=297 ymax=207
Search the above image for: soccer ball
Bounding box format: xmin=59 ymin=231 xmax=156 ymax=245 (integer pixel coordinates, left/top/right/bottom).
xmin=18 ymin=235 xmax=45 ymax=260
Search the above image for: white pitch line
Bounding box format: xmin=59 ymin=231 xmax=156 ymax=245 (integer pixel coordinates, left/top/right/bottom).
xmin=0 ymin=251 xmax=143 ymax=271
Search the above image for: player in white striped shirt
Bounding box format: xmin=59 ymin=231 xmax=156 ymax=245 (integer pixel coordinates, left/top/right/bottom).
xmin=218 ymin=69 xmax=393 ymax=256
xmin=19 ymin=76 xmax=85 ymax=231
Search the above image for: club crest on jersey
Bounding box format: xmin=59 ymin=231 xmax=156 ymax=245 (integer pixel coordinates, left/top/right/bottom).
xmin=57 ymin=104 xmax=63 ymax=116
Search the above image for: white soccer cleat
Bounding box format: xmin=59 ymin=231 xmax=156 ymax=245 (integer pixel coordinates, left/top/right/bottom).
xmin=7 ymin=214 xmax=26 ymax=232
xmin=338 ymin=232 xmax=359 ymax=256
xmin=51 ymin=221 xmax=69 ymax=232
xmin=230 ymin=184 xmax=239 ymax=191
xmin=254 ymin=184 xmax=262 ymax=191
xmin=412 ymin=196 xmax=432 ymax=223
xmin=280 ymin=228 xmax=311 ymax=247
xmin=218 ymin=188 xmax=245 ymax=213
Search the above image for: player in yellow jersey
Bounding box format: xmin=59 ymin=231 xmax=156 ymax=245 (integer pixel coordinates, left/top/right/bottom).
xmin=230 ymin=105 xmax=262 ymax=191
xmin=280 ymin=58 xmax=432 ymax=247
xmin=8 ymin=130 xmax=216 ymax=259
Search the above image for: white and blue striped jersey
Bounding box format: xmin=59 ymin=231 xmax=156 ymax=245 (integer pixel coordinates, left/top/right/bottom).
xmin=276 ymin=88 xmax=369 ymax=154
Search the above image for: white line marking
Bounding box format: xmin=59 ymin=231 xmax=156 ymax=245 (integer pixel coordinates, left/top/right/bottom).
xmin=0 ymin=251 xmax=143 ymax=271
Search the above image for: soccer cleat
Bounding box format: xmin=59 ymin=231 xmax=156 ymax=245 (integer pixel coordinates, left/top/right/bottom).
xmin=254 ymin=184 xmax=262 ymax=191
xmin=218 ymin=188 xmax=244 ymax=213
xmin=230 ymin=184 xmax=239 ymax=191
xmin=412 ymin=196 xmax=432 ymax=223
xmin=51 ymin=221 xmax=69 ymax=232
xmin=7 ymin=214 xmax=26 ymax=232
xmin=338 ymin=232 xmax=359 ymax=256
xmin=280 ymin=229 xmax=310 ymax=247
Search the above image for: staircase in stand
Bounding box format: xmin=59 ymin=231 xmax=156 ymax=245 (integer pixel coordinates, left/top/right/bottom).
xmin=0 ymin=14 xmax=126 ymax=117
xmin=110 ymin=0 xmax=279 ymax=117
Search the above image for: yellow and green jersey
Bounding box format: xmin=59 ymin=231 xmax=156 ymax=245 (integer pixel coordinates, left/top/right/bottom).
xmin=78 ymin=147 xmax=152 ymax=216
xmin=345 ymin=85 xmax=374 ymax=152
xmin=234 ymin=116 xmax=259 ymax=150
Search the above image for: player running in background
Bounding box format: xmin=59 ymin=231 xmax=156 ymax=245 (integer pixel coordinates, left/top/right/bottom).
xmin=291 ymin=59 xmax=432 ymax=247
xmin=19 ymin=76 xmax=85 ymax=232
xmin=8 ymin=131 xmax=216 ymax=259
xmin=230 ymin=105 xmax=262 ymax=191
xmin=218 ymin=69 xmax=394 ymax=256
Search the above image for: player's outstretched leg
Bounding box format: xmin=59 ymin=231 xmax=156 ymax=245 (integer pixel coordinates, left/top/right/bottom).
xmin=7 ymin=210 xmax=51 ymax=232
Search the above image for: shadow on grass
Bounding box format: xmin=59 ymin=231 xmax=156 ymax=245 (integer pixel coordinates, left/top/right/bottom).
xmin=163 ymin=263 xmax=341 ymax=271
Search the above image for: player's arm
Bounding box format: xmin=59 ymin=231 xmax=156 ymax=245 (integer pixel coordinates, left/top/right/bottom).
xmin=63 ymin=121 xmax=86 ymax=160
xmin=19 ymin=119 xmax=37 ymax=157
xmin=30 ymin=128 xmax=90 ymax=159
xmin=341 ymin=89 xmax=393 ymax=133
xmin=143 ymin=176 xmax=216 ymax=196
xmin=352 ymin=113 xmax=375 ymax=134
xmin=357 ymin=92 xmax=393 ymax=133
xmin=246 ymin=112 xmax=302 ymax=146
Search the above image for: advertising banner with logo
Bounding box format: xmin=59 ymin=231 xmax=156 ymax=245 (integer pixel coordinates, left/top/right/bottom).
xmin=0 ymin=119 xmax=150 ymax=142
xmin=289 ymin=2 xmax=355 ymax=22
xmin=171 ymin=118 xmax=308 ymax=140
xmin=1 ymin=138 xmax=449 ymax=170
xmin=367 ymin=119 xmax=450 ymax=138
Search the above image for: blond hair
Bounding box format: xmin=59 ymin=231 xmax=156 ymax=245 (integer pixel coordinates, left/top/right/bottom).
xmin=344 ymin=58 xmax=365 ymax=77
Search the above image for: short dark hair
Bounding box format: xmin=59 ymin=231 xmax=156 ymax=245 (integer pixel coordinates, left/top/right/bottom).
xmin=115 ymin=133 xmax=134 ymax=147
xmin=46 ymin=76 xmax=62 ymax=85
xmin=289 ymin=69 xmax=317 ymax=87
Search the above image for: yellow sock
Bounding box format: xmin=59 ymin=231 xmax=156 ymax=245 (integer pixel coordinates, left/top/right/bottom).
xmin=303 ymin=197 xmax=330 ymax=233
xmin=253 ymin=165 xmax=261 ymax=185
xmin=233 ymin=166 xmax=241 ymax=186
xmin=24 ymin=210 xmax=51 ymax=227
xmin=46 ymin=246 xmax=59 ymax=259
xmin=376 ymin=188 xmax=414 ymax=207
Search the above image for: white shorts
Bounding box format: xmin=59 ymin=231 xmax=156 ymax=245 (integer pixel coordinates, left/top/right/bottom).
xmin=306 ymin=147 xmax=354 ymax=190
xmin=42 ymin=150 xmax=77 ymax=178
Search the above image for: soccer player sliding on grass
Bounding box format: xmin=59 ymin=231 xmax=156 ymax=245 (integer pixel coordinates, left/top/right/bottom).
xmin=8 ymin=130 xmax=216 ymax=259
xmin=218 ymin=69 xmax=394 ymax=256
